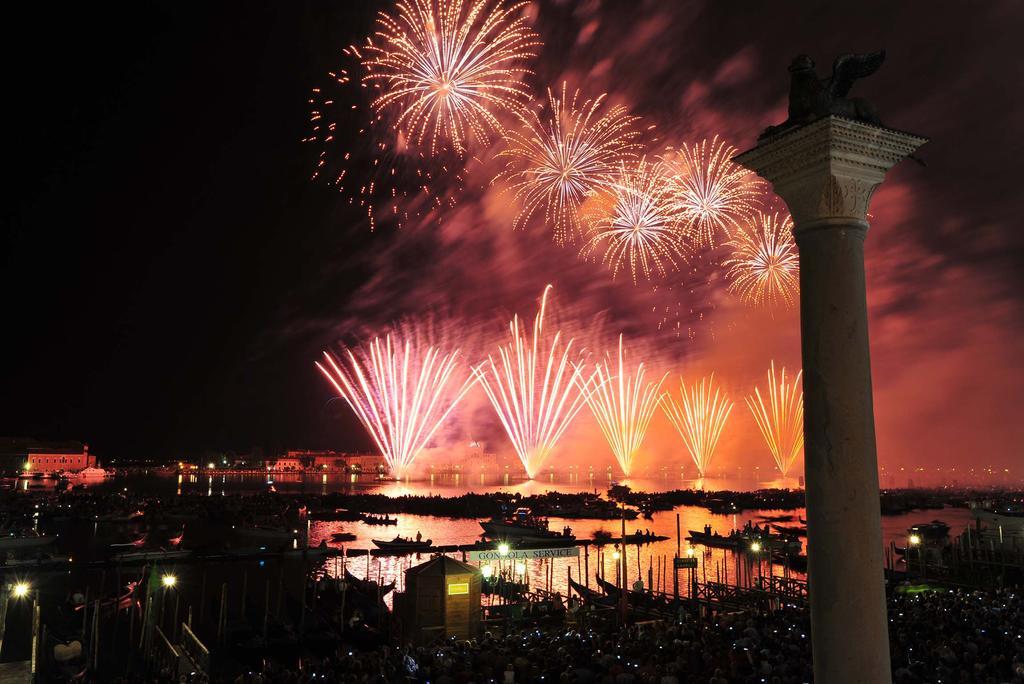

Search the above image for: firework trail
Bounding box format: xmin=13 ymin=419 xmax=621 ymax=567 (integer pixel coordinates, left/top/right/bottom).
xmin=668 ymin=136 xmax=761 ymax=248
xmin=498 ymin=83 xmax=642 ymax=244
xmin=304 ymin=47 xmax=464 ymax=230
xmin=660 ymin=373 xmax=734 ymax=478
xmin=746 ymin=362 xmax=803 ymax=478
xmin=724 ymin=212 xmax=799 ymax=309
xmin=362 ymin=0 xmax=541 ymax=155
xmin=580 ymin=158 xmax=690 ymax=283
xmin=472 ymin=285 xmax=596 ymax=478
xmin=582 ymin=335 xmax=666 ymax=477
xmin=316 ymin=332 xmax=476 ymax=479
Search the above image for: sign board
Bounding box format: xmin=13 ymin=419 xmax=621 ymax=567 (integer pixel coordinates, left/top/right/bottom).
xmin=447 ymin=582 xmax=469 ymax=596
xmin=468 ymin=546 xmax=580 ymax=562
xmin=673 ymin=557 xmax=698 ymax=569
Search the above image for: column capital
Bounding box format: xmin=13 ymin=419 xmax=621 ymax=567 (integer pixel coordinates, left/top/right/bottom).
xmin=733 ymin=116 xmax=926 ymax=235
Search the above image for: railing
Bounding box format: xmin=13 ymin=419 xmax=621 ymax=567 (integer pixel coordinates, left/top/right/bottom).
xmin=752 ymin=575 xmax=808 ymax=604
xmin=150 ymin=625 xmax=180 ymax=679
xmin=180 ymin=622 xmax=210 ymax=675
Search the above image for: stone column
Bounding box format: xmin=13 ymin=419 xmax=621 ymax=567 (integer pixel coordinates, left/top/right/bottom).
xmin=735 ymin=117 xmax=926 ymax=684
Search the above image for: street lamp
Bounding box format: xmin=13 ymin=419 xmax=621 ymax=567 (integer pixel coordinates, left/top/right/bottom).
xmin=11 ymin=582 xmax=30 ymax=599
xmin=908 ymin=534 xmax=921 ymax=547
xmin=498 ymin=543 xmax=510 ymax=557
xmin=685 ymin=546 xmax=696 ymax=558
xmin=750 ymin=541 xmax=762 ymax=553
xmin=161 ymin=574 xmax=177 ymax=588
xmin=481 ymin=565 xmax=493 ymax=579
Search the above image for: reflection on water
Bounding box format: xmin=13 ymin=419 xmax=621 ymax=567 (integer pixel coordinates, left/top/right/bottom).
xmin=82 ymin=470 xmax=801 ymax=498
xmin=62 ymin=471 xmax=973 ymax=605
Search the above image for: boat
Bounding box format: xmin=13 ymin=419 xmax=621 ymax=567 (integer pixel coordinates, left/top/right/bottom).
xmin=371 ymin=536 xmax=432 ymax=552
xmin=361 ymin=514 xmax=397 ymax=526
xmin=67 ymin=467 xmax=109 ymax=479
xmin=0 ymin=532 xmax=56 ymax=550
xmin=330 ymin=532 xmax=357 ymax=542
xmin=687 ymin=529 xmax=801 ymax=554
xmin=112 ymin=548 xmax=192 ymax=562
xmin=757 ymin=514 xmax=794 ymax=523
xmin=343 ymin=569 xmax=395 ymax=597
xmin=970 ymin=504 xmax=1024 ymax=539
xmin=590 ymin=532 xmax=669 ymax=545
xmin=771 ymin=551 xmax=808 ymax=572
xmin=4 ymin=552 xmax=71 ymax=567
xmin=907 ymin=520 xmax=951 ymax=546
xmin=771 ymin=524 xmax=807 ymax=537
xmin=480 ymin=508 xmax=576 ymax=542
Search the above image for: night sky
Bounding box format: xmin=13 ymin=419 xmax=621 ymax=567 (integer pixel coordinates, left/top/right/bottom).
xmin=3 ymin=2 xmax=1022 ymax=474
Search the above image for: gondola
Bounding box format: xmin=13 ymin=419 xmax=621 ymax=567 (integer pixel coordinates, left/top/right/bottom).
xmin=343 ymin=568 xmax=395 ymax=597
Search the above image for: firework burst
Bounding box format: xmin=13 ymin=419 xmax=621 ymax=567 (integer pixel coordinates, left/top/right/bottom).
xmin=498 ymin=83 xmax=642 ymax=244
xmin=668 ymin=136 xmax=761 ymax=248
xmin=582 ymin=335 xmax=666 ymax=477
xmin=472 ymin=285 xmax=595 ymax=478
xmin=316 ymin=332 xmax=475 ymax=479
xmin=304 ymin=47 xmax=465 ymax=230
xmin=362 ymin=0 xmax=540 ymax=155
xmin=723 ymin=212 xmax=799 ymax=309
xmin=660 ymin=374 xmax=734 ymax=478
xmin=580 ymin=158 xmax=690 ymax=283
xmin=746 ymin=362 xmax=804 ymax=478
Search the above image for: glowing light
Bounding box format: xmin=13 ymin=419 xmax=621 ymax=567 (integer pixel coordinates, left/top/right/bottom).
xmin=498 ymin=543 xmax=510 ymax=556
xmin=612 ymin=550 xmax=621 ymax=560
xmin=514 ymin=562 xmax=527 ymax=575
xmin=750 ymin=541 xmax=762 ymax=553
xmin=362 ymin=0 xmax=540 ymax=155
xmin=582 ymin=335 xmax=666 ymax=477
xmin=161 ymin=574 xmax=177 ymax=588
xmin=305 ymin=47 xmax=467 ymax=232
xmin=746 ymin=362 xmax=804 ymax=478
xmin=668 ymin=136 xmax=761 ymax=248
xmin=660 ymin=374 xmax=734 ymax=478
xmin=580 ymin=158 xmax=690 ymax=283
xmin=685 ymin=546 xmax=695 ymax=558
xmin=473 ymin=285 xmax=595 ymax=478
xmin=11 ymin=582 xmax=30 ymax=598
xmin=498 ymin=83 xmax=642 ymax=244
xmin=481 ymin=565 xmax=494 ymax=578
xmin=317 ymin=329 xmax=476 ymax=480
xmin=909 ymin=534 xmax=921 ymax=546
xmin=724 ymin=212 xmax=799 ymax=309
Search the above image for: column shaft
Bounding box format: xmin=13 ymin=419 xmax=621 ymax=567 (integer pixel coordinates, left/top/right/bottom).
xmin=798 ymin=220 xmax=890 ymax=683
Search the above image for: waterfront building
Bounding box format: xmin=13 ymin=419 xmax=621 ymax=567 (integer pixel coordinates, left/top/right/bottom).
xmin=0 ymin=438 xmax=96 ymax=475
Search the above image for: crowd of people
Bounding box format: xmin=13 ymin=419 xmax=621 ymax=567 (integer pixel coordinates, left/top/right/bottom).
xmin=889 ymin=587 xmax=1024 ymax=683
xmin=308 ymin=586 xmax=1023 ymax=683
xmin=106 ymin=585 xmax=1024 ymax=682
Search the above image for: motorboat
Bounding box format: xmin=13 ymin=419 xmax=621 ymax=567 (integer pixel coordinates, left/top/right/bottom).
xmin=0 ymin=531 xmax=56 ymax=551
xmin=112 ymin=548 xmax=191 ymax=562
xmin=371 ymin=536 xmax=432 ymax=552
xmin=480 ymin=508 xmax=576 ymax=542
xmin=361 ymin=514 xmax=397 ymax=526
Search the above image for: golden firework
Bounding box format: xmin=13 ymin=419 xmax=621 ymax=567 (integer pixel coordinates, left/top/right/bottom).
xmin=746 ymin=362 xmax=803 ymax=478
xmin=661 ymin=374 xmax=733 ymax=478
xmin=473 ymin=285 xmax=596 ymax=478
xmin=580 ymin=158 xmax=690 ymax=283
xmin=724 ymin=211 xmax=799 ymax=309
xmin=498 ymin=83 xmax=642 ymax=244
xmin=316 ymin=331 xmax=476 ymax=479
xmin=362 ymin=0 xmax=540 ymax=154
xmin=668 ymin=136 xmax=761 ymax=248
xmin=582 ymin=335 xmax=666 ymax=477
